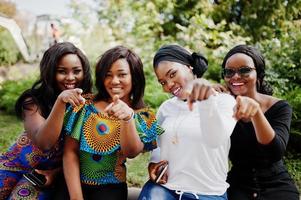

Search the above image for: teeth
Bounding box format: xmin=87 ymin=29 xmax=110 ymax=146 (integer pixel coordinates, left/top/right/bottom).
xmin=232 ymin=82 xmax=244 ymax=86
xmin=111 ymin=88 xmax=122 ymax=93
xmin=172 ymin=87 xmax=181 ymax=96
xmin=65 ymin=84 xmax=75 ymax=89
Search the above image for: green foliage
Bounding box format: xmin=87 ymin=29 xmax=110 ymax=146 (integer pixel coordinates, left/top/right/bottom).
xmin=284 ymin=152 xmax=301 ymax=190
xmin=212 ymin=0 xmax=301 ymax=42
xmin=0 ymin=78 xmax=35 ymax=114
xmin=261 ymin=22 xmax=301 ymax=93
xmin=0 ymin=28 xmax=20 ymax=66
xmin=144 ymin=76 xmax=169 ymax=110
xmin=282 ymin=87 xmax=301 ymax=138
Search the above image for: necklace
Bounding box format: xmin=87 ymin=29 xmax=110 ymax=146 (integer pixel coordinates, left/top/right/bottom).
xmin=171 ymin=101 xmax=186 ymax=145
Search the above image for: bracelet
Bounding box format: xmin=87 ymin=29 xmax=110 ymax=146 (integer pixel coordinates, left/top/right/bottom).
xmin=123 ymin=110 xmax=135 ymax=122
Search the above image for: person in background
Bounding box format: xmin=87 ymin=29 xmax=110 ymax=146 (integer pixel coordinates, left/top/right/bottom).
xmin=220 ymin=44 xmax=300 ymax=200
xmin=50 ymin=23 xmax=60 ymax=45
xmin=138 ymin=44 xmax=237 ymax=200
xmin=0 ymin=42 xmax=92 ymax=199
xmin=63 ymin=45 xmax=164 ymax=200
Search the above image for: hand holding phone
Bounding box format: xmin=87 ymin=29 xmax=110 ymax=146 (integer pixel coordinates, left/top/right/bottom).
xmin=155 ymin=164 xmax=168 ymax=183
xmin=23 ymin=170 xmax=47 ymax=188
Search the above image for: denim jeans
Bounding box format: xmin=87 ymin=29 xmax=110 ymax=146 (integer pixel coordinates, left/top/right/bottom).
xmin=138 ymin=180 xmax=228 ymax=200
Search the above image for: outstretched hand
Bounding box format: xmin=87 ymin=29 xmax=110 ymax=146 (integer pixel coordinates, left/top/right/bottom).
xmin=104 ymin=95 xmax=134 ymax=121
xmin=185 ymin=78 xmax=217 ymax=111
xmin=58 ymin=88 xmax=85 ymax=107
xmin=233 ymin=95 xmax=260 ymax=120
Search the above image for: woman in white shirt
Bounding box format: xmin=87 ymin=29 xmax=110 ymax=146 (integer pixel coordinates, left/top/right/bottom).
xmin=138 ymin=44 xmax=237 ymax=200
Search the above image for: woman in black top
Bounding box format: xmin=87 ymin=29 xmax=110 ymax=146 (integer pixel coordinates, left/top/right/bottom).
xmin=221 ymin=45 xmax=299 ymax=199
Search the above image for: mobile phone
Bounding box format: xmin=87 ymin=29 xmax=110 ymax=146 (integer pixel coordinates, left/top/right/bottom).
xmin=155 ymin=164 xmax=168 ymax=183
xmin=23 ymin=170 xmax=46 ymax=188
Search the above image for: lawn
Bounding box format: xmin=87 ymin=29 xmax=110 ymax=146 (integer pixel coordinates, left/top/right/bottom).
xmin=0 ymin=111 xmax=23 ymax=152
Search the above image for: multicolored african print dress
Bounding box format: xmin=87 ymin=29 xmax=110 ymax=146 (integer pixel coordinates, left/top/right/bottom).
xmin=64 ymin=101 xmax=164 ymax=186
xmin=0 ymin=132 xmax=64 ymax=200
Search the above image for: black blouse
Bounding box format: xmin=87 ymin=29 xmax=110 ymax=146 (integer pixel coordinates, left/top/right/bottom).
xmin=229 ymin=100 xmax=292 ymax=168
xmin=227 ymin=100 xmax=299 ymax=199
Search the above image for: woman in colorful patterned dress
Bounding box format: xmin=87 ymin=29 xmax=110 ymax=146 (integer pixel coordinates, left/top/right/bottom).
xmin=0 ymin=42 xmax=92 ymax=199
xmin=63 ymin=45 xmax=163 ymax=200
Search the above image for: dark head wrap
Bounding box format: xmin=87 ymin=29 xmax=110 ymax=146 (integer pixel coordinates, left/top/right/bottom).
xmin=153 ymin=44 xmax=208 ymax=78
xmin=222 ymin=44 xmax=273 ymax=95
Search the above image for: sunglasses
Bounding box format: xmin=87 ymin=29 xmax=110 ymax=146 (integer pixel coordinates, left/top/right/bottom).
xmin=222 ymin=66 xmax=255 ymax=78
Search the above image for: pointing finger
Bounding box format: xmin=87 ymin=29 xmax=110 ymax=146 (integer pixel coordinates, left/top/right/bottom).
xmin=113 ymin=95 xmax=119 ymax=104
xmin=75 ymin=88 xmax=83 ymax=94
xmin=104 ymin=102 xmax=114 ymax=113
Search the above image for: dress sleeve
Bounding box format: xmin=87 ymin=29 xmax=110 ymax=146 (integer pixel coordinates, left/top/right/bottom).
xmin=258 ymin=101 xmax=292 ymax=160
xmin=197 ymin=93 xmax=237 ymax=148
xmin=64 ymin=104 xmax=86 ymax=141
xmin=134 ymin=108 xmax=164 ymax=151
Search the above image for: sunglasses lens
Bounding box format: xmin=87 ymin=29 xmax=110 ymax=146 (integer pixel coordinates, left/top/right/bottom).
xmin=239 ymin=67 xmax=253 ymax=76
xmin=223 ymin=68 xmax=235 ymax=78
xmin=223 ymin=67 xmax=254 ymax=78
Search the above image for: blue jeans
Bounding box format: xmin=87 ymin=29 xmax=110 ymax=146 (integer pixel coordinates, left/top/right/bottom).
xmin=138 ymin=180 xmax=228 ymax=200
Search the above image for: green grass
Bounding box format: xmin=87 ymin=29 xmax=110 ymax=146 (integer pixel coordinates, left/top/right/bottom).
xmin=0 ymin=111 xmax=23 ymax=152
xmin=0 ymin=111 xmax=300 ymax=191
xmin=127 ymin=152 xmax=150 ymax=187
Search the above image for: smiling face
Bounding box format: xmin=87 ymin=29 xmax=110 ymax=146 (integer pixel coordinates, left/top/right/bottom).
xmin=155 ymin=61 xmax=194 ymax=100
xmin=55 ymin=54 xmax=84 ymax=91
xmin=104 ymin=58 xmax=132 ymax=103
xmin=224 ymin=53 xmax=257 ymax=96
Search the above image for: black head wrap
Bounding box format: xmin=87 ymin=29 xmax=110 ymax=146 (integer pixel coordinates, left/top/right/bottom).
xmin=222 ymin=44 xmax=273 ymax=95
xmin=153 ymin=44 xmax=208 ymax=78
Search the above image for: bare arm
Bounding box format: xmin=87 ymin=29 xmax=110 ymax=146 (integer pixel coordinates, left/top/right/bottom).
xmin=24 ymin=89 xmax=85 ymax=150
xmin=104 ymin=95 xmax=144 ymax=158
xmin=120 ymin=119 xmax=144 ymax=158
xmin=234 ymin=96 xmax=275 ymax=144
xmin=63 ymin=136 xmax=83 ymax=200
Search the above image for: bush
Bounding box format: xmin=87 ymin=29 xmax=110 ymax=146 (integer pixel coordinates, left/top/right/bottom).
xmin=0 ymin=78 xmax=35 ymax=113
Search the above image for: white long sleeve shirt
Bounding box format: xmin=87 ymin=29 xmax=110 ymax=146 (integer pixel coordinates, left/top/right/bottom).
xmin=151 ymin=93 xmax=237 ymax=195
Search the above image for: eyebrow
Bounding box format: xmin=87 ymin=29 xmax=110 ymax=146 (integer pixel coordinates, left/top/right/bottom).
xmin=57 ymin=66 xmax=82 ymax=69
xmin=108 ymin=69 xmax=129 ymax=73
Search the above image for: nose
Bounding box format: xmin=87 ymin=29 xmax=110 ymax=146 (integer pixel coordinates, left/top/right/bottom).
xmin=66 ymin=73 xmax=75 ymax=80
xmin=231 ymin=72 xmax=241 ymax=79
xmin=111 ymin=76 xmax=120 ymax=84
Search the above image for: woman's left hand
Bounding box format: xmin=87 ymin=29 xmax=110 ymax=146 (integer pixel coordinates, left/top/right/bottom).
xmin=234 ymin=95 xmax=260 ymax=120
xmin=35 ymin=168 xmax=61 ymax=187
xmin=104 ymin=95 xmax=134 ymax=121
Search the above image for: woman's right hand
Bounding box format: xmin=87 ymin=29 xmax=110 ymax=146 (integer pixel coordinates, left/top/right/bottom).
xmin=58 ymin=88 xmax=85 ymax=107
xmin=185 ymin=78 xmax=217 ymax=110
xmin=148 ymin=160 xmax=168 ymax=184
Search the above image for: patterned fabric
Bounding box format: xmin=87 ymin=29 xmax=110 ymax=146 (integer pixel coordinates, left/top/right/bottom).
xmin=4 ymin=176 xmax=51 ymax=200
xmin=64 ymin=100 xmax=164 ymax=186
xmin=0 ymin=133 xmax=64 ymax=199
xmin=0 ymin=133 xmax=63 ymax=171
